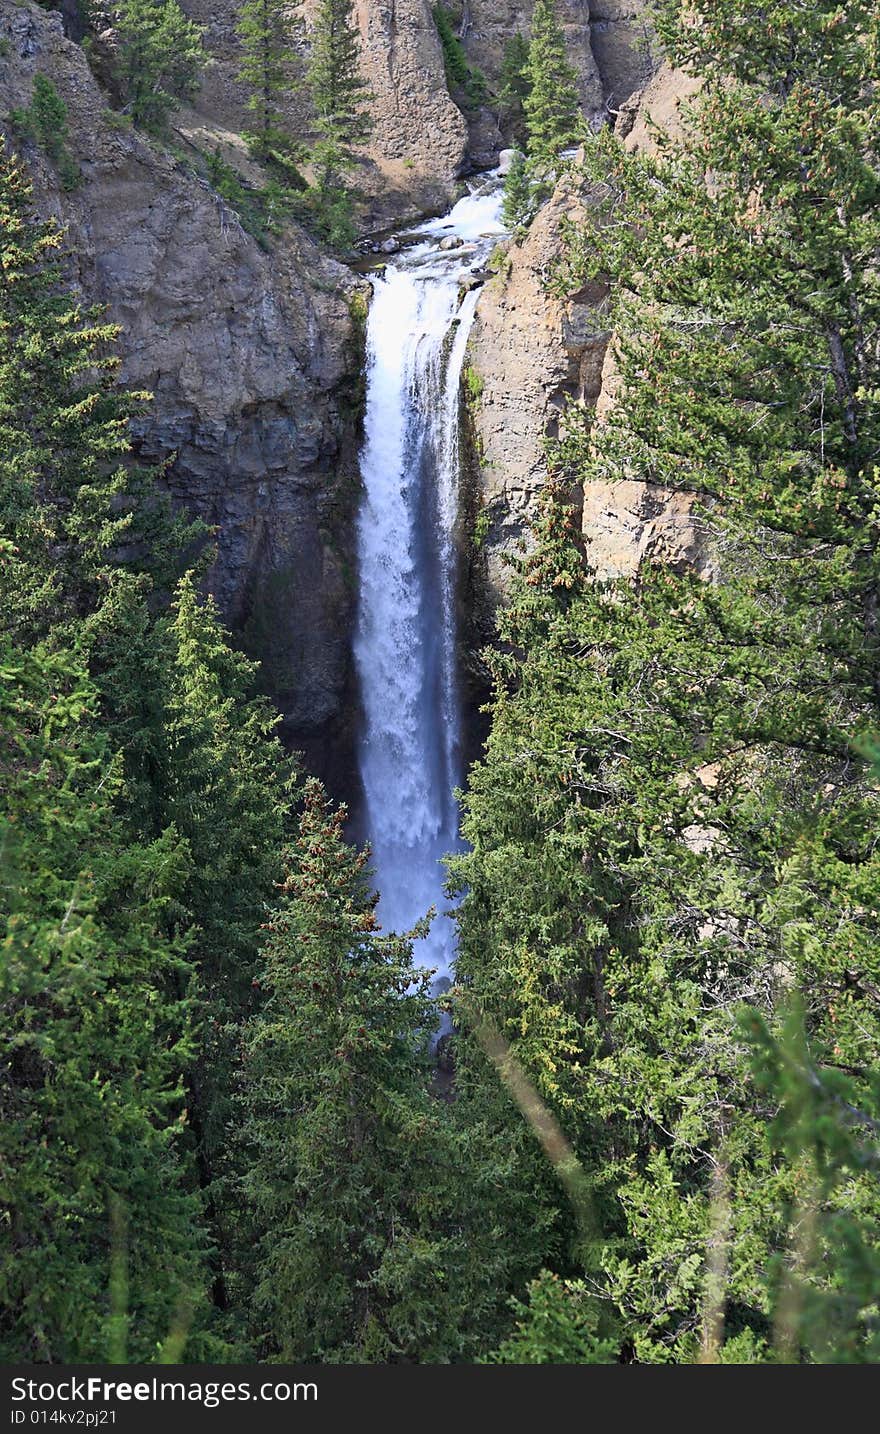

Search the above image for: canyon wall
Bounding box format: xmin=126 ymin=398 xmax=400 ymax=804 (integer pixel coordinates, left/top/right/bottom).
xmin=466 ymin=61 xmax=701 ymax=607
xmin=2 ymin=0 xmax=678 ymax=782
xmin=0 ymin=0 xmax=363 ymax=784
xmin=459 ymin=0 xmax=655 ymax=114
xmin=178 ymin=0 xmax=656 ymax=230
xmin=179 ymin=0 xmax=470 ymax=229
xmin=460 ymin=0 xmax=603 ymax=115
xmin=463 ymin=176 xmax=609 ymax=607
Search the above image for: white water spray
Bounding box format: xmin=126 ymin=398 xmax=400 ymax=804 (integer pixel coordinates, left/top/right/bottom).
xmin=354 ymin=176 xmax=506 ymax=980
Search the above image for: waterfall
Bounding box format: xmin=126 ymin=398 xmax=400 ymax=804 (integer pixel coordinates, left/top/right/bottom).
xmin=354 ymin=177 xmax=506 ymax=981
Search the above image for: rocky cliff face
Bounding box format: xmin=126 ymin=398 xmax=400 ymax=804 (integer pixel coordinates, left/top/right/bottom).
xmin=466 ymin=61 xmax=701 ymax=604
xmin=179 ymin=0 xmax=470 ymax=230
xmin=0 ymin=0 xmax=363 ymax=785
xmin=463 ymin=177 xmax=610 ymax=607
xmin=461 ymin=0 xmax=603 ymax=115
xmin=350 ymin=0 xmax=469 ymax=223
xmin=580 ymin=63 xmax=705 ymax=581
xmin=179 ymin=0 xmax=656 ymax=232
xmin=460 ymin=0 xmax=654 ymax=116
xmin=586 ymin=0 xmax=656 ymax=108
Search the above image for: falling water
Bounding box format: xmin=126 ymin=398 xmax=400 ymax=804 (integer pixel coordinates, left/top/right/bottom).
xmin=354 ymin=175 xmax=506 ymax=981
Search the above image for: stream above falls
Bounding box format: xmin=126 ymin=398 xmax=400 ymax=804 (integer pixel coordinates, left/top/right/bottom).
xmin=354 ymin=172 xmax=507 ymax=984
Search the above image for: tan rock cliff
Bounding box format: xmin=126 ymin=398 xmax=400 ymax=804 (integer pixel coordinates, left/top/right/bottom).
xmin=466 ymin=60 xmax=702 ymax=603
xmin=464 ymin=177 xmax=610 ymax=605
xmin=179 ymin=0 xmax=469 ymax=229
xmin=460 ymin=0 xmax=655 ymax=116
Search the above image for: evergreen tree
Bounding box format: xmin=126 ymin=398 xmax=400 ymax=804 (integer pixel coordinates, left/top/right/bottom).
xmin=306 ymin=0 xmax=370 ymax=242
xmin=490 ymin=1272 xmax=617 ymax=1364
xmin=236 ymin=0 xmax=303 ymax=165
xmin=454 ymin=0 xmax=880 ymax=1362
xmin=0 ymin=148 xmax=214 ymax=1360
xmin=740 ymin=1002 xmax=880 ymax=1363
xmin=497 ymin=31 xmax=531 ymax=139
xmin=432 ymin=4 xmax=489 ymax=111
xmin=0 ymin=148 xmax=196 ymax=653
xmin=0 ymin=148 xmax=291 ymax=1356
xmin=0 ymin=638 xmax=211 ymax=1361
xmin=238 ymin=781 xmax=538 ymax=1361
xmin=501 ymin=149 xmax=535 ymax=232
xmin=523 ymin=0 xmax=580 ymax=171
xmin=116 ymin=0 xmax=205 ymax=133
xmin=155 ymin=575 xmax=292 ymax=1305
xmin=9 ymin=75 xmax=80 ymax=191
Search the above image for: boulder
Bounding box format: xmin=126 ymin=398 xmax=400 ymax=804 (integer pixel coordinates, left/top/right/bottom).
xmin=497 ymin=147 xmax=520 ymax=176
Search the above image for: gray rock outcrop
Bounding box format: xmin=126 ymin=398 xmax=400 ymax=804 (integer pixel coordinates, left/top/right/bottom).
xmin=179 ymin=0 xmax=470 ymax=230
xmin=462 ymin=0 xmax=603 ymax=116
xmin=586 ymin=0 xmax=656 ymax=109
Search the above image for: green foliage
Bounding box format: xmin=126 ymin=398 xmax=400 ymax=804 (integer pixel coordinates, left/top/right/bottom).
xmin=523 ymin=0 xmax=580 ymax=171
xmin=0 ymin=639 xmax=209 ymax=1362
xmin=302 ymin=157 xmax=357 ymax=248
xmin=203 ymin=148 xmax=309 ymax=247
xmin=490 ymin=1272 xmax=617 ymax=1364
xmin=307 ymin=0 xmax=370 ymax=169
xmin=0 ymin=147 xmax=184 ymax=648
xmin=236 ymin=0 xmax=303 ymax=164
xmin=741 ymin=1002 xmax=880 ymax=1363
xmin=7 ymin=0 xmax=880 ymax=1371
xmin=453 ymin=0 xmax=880 ymax=1364
xmin=499 ymin=0 xmax=580 ymax=232
xmin=0 ymin=148 xmax=290 ymax=1360
xmin=115 ymin=0 xmax=205 ymax=134
xmin=463 ymin=364 xmax=484 ymax=404
xmin=301 ymin=0 xmax=370 ymax=246
xmin=501 ymin=150 xmax=535 ymax=233
xmin=432 ymin=5 xmax=489 ymax=110
xmin=0 ymin=149 xmax=212 ymax=1360
xmin=9 ymin=74 xmax=80 ymax=190
xmin=497 ymin=31 xmax=531 ymax=139
xmin=205 ymin=148 xmax=268 ymax=239
xmin=472 ymin=505 xmax=492 ymax=550
xmin=238 ymin=782 xmax=542 ymax=1361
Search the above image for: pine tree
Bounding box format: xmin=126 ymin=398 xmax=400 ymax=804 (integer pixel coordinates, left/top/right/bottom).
xmin=501 ymin=149 xmax=535 ymax=232
xmin=490 ymin=1272 xmax=617 ymax=1364
xmin=157 ymin=575 xmax=292 ymax=1254
xmin=741 ymin=1001 xmax=880 ymax=1364
xmin=0 ymin=638 xmax=212 ymax=1362
xmin=497 ymin=31 xmax=531 ymax=140
xmin=9 ymin=75 xmax=80 ymax=191
xmin=237 ymin=781 xmax=538 ymax=1361
xmin=116 ymin=0 xmax=205 ymax=134
xmin=1 ymin=152 xmax=136 ymax=642
xmin=432 ymin=5 xmax=489 ymax=111
xmin=454 ymin=0 xmax=880 ymax=1362
xmin=308 ymin=0 xmax=369 ymax=199
xmin=0 ymin=147 xmax=200 ymax=659
xmin=236 ymin=0 xmax=303 ymax=165
xmin=0 ymin=148 xmax=291 ymax=1355
xmin=523 ymin=0 xmax=580 ymax=172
